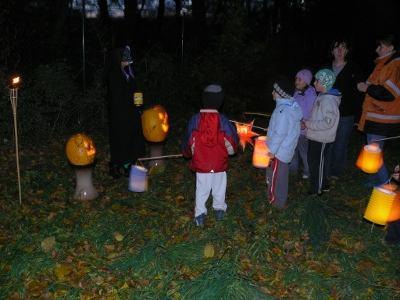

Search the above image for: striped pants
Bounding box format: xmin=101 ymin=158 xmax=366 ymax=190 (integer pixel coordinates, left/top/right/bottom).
xmin=308 ymin=140 xmax=331 ymax=194
xmin=266 ymin=158 xmax=289 ymax=209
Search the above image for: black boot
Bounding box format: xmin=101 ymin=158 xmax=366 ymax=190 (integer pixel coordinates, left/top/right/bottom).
xmin=109 ymin=163 xmax=124 ymax=179
xmin=385 ymin=220 xmax=400 ymax=245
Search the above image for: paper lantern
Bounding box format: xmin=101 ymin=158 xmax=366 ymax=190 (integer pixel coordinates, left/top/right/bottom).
xmin=364 ymin=186 xmax=400 ymax=225
xmin=142 ymin=105 xmax=169 ymax=142
xmin=129 ymin=165 xmax=148 ymax=192
xmin=356 ymin=143 xmax=383 ymax=174
xmin=73 ymin=167 xmax=98 ymax=200
xmin=134 ymin=92 xmax=143 ymax=106
xmin=253 ymin=136 xmax=270 ymax=168
xmin=66 ymin=133 xmax=96 ymax=166
xmin=235 ymin=120 xmax=258 ymax=150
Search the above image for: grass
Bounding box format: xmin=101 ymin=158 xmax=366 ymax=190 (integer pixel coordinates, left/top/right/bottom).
xmin=0 ymin=129 xmax=400 ymax=299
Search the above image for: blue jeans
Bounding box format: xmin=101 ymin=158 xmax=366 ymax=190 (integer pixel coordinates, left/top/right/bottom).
xmin=326 ymin=116 xmax=354 ymax=177
xmin=366 ymin=133 xmax=390 ymax=186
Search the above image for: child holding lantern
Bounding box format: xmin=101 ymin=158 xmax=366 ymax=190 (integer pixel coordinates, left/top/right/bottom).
xmin=266 ymin=77 xmax=303 ymax=208
xmin=304 ymin=69 xmax=341 ymax=196
xmin=181 ymin=85 xmax=239 ymax=226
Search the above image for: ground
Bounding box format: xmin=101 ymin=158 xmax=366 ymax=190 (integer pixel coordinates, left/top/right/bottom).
xmin=1 ymin=128 xmax=400 ymax=299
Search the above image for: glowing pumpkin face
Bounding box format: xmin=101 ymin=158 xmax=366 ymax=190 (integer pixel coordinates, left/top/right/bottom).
xmin=66 ymin=133 xmax=96 ymax=166
xmin=141 ymin=105 xmax=169 ymax=142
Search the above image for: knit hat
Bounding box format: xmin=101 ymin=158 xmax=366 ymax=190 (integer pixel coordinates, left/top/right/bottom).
xmin=121 ymin=46 xmax=133 ymax=64
xmin=202 ymin=84 xmax=224 ymax=109
xmin=296 ymin=69 xmax=313 ymax=86
xmin=315 ymin=69 xmax=336 ymax=91
xmin=273 ymin=76 xmax=293 ymax=99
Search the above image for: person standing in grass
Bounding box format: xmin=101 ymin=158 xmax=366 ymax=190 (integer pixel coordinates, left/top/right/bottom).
xmin=304 ymin=69 xmax=341 ymax=196
xmin=266 ymin=77 xmax=303 ymax=209
xmin=325 ymin=39 xmax=364 ymax=180
xmin=357 ymin=34 xmax=400 ymax=187
xmin=181 ymin=85 xmax=239 ymax=227
xmin=290 ymin=69 xmax=317 ymax=179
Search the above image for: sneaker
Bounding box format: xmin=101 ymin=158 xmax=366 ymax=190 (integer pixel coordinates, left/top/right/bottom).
xmin=302 ymin=174 xmax=309 ymax=179
xmin=322 ymin=187 xmax=330 ymax=192
xmin=215 ymin=210 xmax=225 ymax=221
xmin=195 ymin=214 xmax=206 ymax=227
xmin=330 ymin=175 xmax=339 ymax=180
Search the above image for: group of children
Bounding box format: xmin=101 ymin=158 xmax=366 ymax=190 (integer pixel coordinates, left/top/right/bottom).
xmin=182 ymin=68 xmax=341 ymax=226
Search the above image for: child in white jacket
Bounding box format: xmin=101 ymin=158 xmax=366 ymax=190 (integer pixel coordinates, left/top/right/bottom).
xmin=266 ymin=77 xmax=303 ymax=208
xmin=304 ymin=69 xmax=341 ymax=196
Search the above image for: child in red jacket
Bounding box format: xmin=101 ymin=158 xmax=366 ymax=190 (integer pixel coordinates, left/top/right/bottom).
xmin=181 ymin=85 xmax=239 ymax=226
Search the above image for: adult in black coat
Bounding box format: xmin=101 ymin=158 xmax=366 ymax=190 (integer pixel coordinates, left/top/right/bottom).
xmin=105 ymin=46 xmax=145 ymax=178
xmin=324 ymin=39 xmax=364 ymax=179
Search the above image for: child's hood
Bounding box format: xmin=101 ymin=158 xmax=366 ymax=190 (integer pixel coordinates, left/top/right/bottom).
xmin=320 ymin=88 xmax=342 ymax=105
xmin=276 ymin=98 xmax=303 ymax=121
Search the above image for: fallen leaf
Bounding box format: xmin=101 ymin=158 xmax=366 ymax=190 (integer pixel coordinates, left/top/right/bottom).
xmin=41 ymin=236 xmax=56 ymax=253
xmin=54 ymin=264 xmax=72 ymax=281
xmin=203 ymin=243 xmax=215 ymax=258
xmin=114 ymin=232 xmax=124 ymax=242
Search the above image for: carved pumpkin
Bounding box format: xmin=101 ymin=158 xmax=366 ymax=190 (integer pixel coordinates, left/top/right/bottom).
xmin=141 ymin=105 xmax=169 ymax=142
xmin=66 ymin=133 xmax=96 ymax=166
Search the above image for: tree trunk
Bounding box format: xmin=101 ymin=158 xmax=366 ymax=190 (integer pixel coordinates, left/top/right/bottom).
xmin=174 ymin=0 xmax=182 ymax=17
xmin=157 ymin=0 xmax=165 ymax=27
xmin=124 ymin=0 xmax=138 ymax=41
xmin=192 ymin=0 xmax=206 ymax=42
xmin=98 ymin=0 xmax=109 ymax=23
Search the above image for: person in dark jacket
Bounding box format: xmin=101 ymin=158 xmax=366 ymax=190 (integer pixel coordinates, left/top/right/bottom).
xmin=325 ymin=39 xmax=364 ymax=179
xmin=181 ymin=85 xmax=239 ymax=226
xmin=106 ymin=45 xmax=145 ymax=178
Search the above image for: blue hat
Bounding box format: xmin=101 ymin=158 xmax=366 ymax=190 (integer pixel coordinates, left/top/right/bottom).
xmin=315 ymin=69 xmax=336 ymax=91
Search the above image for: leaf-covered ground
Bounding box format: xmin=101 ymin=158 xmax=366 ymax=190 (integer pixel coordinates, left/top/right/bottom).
xmin=1 ymin=129 xmax=400 ymax=299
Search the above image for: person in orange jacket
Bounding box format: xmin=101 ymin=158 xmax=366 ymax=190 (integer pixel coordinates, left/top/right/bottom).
xmin=357 ymin=34 xmax=400 ymax=187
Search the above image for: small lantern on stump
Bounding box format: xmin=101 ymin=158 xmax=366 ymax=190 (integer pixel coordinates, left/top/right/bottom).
xmin=356 ymin=143 xmax=383 ymax=174
xmin=252 ymin=136 xmax=270 ymax=168
xmin=142 ymin=105 xmax=169 ymax=172
xmin=66 ymin=133 xmax=98 ymax=201
xmin=364 ymin=185 xmax=400 ymax=225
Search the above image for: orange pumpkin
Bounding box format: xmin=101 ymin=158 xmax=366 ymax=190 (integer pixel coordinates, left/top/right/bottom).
xmin=66 ymin=133 xmax=96 ymax=166
xmin=141 ymin=105 xmax=169 ymax=142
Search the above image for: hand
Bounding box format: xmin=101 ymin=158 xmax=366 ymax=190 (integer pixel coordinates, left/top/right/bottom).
xmin=301 ymin=120 xmax=306 ymax=130
xmin=267 ymin=152 xmax=275 ymax=158
xmin=357 ymin=82 xmax=368 ymax=93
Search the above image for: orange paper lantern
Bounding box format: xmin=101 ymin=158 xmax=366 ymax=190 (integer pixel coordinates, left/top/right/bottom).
xmin=364 ymin=186 xmax=400 ymax=225
xmin=252 ymin=136 xmax=270 ymax=168
xmin=356 ymin=143 xmax=383 ymax=174
xmin=65 ymin=133 xmax=96 ymax=166
xmin=235 ymin=120 xmax=258 ymax=150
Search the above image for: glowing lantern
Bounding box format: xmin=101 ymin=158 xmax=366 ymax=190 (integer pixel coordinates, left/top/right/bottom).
xmin=364 ymin=186 xmax=400 ymax=225
xmin=253 ymin=136 xmax=270 ymax=168
xmin=66 ymin=133 xmax=96 ymax=166
xmin=134 ymin=92 xmax=143 ymax=106
xmin=129 ymin=165 xmax=148 ymax=192
xmin=235 ymin=120 xmax=258 ymax=150
xmin=65 ymin=134 xmax=98 ymax=201
xmin=141 ymin=105 xmax=169 ymax=142
xmin=356 ymin=144 xmax=383 ymax=174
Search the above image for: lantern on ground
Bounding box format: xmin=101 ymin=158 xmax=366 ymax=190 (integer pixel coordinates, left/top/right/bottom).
xmin=141 ymin=105 xmax=169 ymax=142
xmin=66 ymin=133 xmax=98 ymax=200
xmin=235 ymin=120 xmax=258 ymax=150
xmin=356 ymin=143 xmax=383 ymax=174
xmin=364 ymin=186 xmax=400 ymax=225
xmin=253 ymin=136 xmax=270 ymax=168
xmin=129 ymin=165 xmax=148 ymax=192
